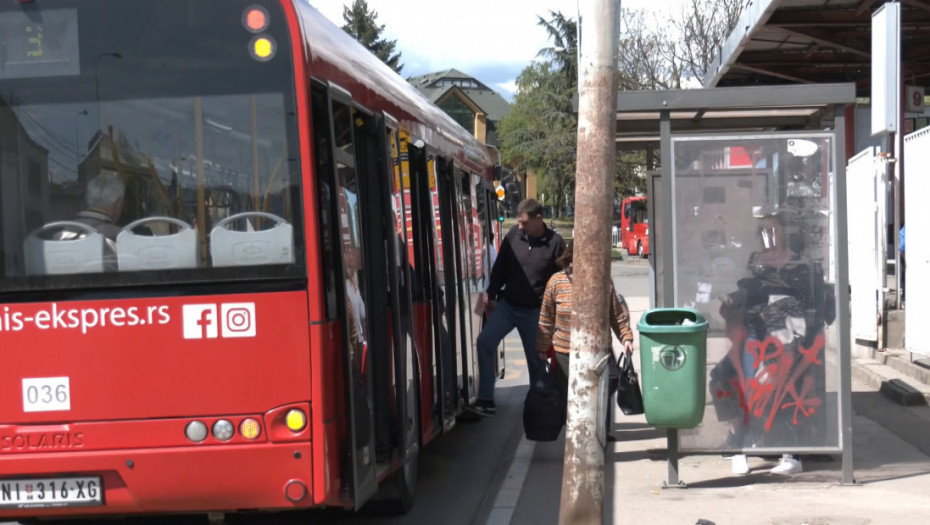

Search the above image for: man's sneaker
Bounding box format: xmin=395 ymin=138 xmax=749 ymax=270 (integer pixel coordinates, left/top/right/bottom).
xmin=770 ymin=454 xmax=803 ymax=475
xmin=731 ymin=454 xmax=750 ymax=475
xmin=464 ymin=399 xmax=496 ymax=417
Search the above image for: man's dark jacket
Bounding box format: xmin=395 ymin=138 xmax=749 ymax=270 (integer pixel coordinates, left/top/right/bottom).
xmin=487 ymin=224 xmax=565 ymax=308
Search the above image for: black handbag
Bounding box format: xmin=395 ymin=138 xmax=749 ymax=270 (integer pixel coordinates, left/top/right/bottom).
xmin=523 ymin=360 xmax=564 ymax=441
xmin=616 ymin=351 xmax=645 ymax=415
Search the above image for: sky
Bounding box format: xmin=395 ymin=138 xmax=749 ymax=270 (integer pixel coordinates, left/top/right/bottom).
xmin=308 ymin=0 xmax=684 ymax=101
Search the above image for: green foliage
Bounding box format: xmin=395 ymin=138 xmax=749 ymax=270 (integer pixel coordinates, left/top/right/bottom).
xmin=499 ymin=2 xmax=744 ymax=209
xmin=498 ymin=11 xmax=578 ymax=219
xmin=341 ymin=0 xmax=403 ymax=74
xmin=616 ymin=150 xmax=647 ymax=197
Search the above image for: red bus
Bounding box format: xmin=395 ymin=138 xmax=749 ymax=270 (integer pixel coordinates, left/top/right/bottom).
xmin=619 ymin=196 xmax=649 ymax=257
xmin=0 ymin=0 xmax=503 ymax=520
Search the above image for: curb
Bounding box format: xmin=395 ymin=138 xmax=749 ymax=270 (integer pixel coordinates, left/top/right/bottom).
xmin=485 ymin=437 xmax=537 ymax=525
xmin=472 ymin=383 xmax=530 ymax=525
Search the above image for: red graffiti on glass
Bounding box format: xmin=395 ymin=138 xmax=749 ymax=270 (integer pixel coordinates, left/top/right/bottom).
xmin=714 ymin=333 xmax=825 ymax=432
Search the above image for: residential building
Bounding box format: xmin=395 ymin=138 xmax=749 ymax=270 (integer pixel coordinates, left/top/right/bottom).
xmin=409 ymin=69 xmax=536 ymax=209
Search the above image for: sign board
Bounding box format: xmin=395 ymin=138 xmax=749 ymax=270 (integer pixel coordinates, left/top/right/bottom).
xmin=906 ymin=86 xmax=925 ymax=113
xmin=871 ymin=3 xmax=900 ymax=136
xmin=495 ymin=183 xmax=505 ymax=201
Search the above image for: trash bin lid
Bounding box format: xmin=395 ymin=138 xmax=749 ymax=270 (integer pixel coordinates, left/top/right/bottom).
xmin=637 ymin=308 xmax=708 ymax=333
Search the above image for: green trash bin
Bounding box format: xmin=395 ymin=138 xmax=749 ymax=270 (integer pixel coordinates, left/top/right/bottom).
xmin=637 ymin=308 xmax=708 ymax=429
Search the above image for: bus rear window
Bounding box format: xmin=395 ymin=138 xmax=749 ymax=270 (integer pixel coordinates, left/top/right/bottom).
xmin=0 ymin=0 xmax=303 ymax=293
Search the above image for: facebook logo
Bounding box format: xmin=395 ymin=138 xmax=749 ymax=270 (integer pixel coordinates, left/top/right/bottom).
xmin=183 ymin=305 xmax=218 ymax=339
xmin=183 ymin=303 xmax=256 ymax=339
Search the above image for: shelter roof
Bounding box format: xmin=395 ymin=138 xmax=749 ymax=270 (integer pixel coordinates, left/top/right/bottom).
xmin=610 ymin=83 xmax=856 ymax=150
xmin=704 ymin=0 xmax=930 ymax=96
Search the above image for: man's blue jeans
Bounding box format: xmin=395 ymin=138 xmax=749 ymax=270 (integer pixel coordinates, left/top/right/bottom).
xmin=477 ymin=299 xmax=542 ymax=402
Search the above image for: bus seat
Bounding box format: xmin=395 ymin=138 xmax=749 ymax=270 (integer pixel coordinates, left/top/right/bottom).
xmin=23 ymin=221 xmax=106 ymax=275
xmin=210 ymin=212 xmax=295 ymax=267
xmin=117 ymin=217 xmax=198 ymax=271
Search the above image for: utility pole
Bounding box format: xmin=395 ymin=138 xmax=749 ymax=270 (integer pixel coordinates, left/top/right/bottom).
xmin=559 ymin=0 xmax=620 ymax=523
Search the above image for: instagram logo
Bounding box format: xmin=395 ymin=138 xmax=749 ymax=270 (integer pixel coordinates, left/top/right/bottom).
xmin=182 ymin=303 xmax=256 ymax=339
xmin=221 ymin=303 xmax=255 ymax=338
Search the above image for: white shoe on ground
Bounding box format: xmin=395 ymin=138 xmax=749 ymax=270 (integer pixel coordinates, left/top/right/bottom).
xmin=731 ymin=454 xmax=749 ymax=475
xmin=770 ymin=454 xmax=803 ymax=475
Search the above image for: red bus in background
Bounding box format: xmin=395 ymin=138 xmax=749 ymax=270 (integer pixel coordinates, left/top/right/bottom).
xmin=619 ymin=196 xmax=649 ymax=258
xmin=0 ymin=0 xmax=503 ymax=520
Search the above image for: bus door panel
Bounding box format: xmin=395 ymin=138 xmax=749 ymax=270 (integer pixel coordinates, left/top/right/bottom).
xmin=311 ymin=86 xmax=346 ymax=504
xmin=384 ymin=122 xmax=419 ymax=467
xmin=436 ymin=160 xmax=467 ymax=406
xmin=400 ymin=134 xmax=437 ymax=443
xmin=351 ymin=109 xmax=400 ymax=467
xmin=323 ymin=87 xmax=377 ymax=507
xmin=480 ymin=184 xmax=507 ymax=379
xmin=446 ymin=167 xmax=478 ymax=403
xmin=459 ymin=173 xmax=481 ymax=402
xmin=431 ymin=156 xmax=460 ymax=431
xmin=409 ymin=146 xmax=455 ymax=434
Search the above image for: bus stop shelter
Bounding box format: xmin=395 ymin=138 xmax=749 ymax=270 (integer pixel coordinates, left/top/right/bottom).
xmin=612 ymin=82 xmax=857 ymax=486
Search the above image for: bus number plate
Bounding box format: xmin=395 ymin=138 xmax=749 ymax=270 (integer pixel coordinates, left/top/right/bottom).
xmin=0 ymin=476 xmax=102 ymax=509
xmin=22 ymin=377 xmax=71 ymax=412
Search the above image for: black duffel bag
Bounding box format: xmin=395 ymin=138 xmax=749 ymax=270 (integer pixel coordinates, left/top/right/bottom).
xmin=523 ymin=360 xmax=564 ymax=441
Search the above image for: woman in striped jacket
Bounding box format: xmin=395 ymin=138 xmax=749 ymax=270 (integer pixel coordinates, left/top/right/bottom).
xmin=535 ymin=240 xmax=634 ymax=425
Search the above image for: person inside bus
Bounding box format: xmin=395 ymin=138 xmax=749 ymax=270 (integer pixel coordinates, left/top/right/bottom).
xmin=345 ymin=269 xmax=367 ymax=342
xmin=60 ymin=171 xmax=126 ymax=271
xmin=467 ymin=198 xmax=565 ymax=417
xmin=76 ymin=171 xmax=125 ymax=243
xmin=474 ymin=229 xmax=499 ymax=317
xmin=535 ymin=240 xmax=634 ymax=437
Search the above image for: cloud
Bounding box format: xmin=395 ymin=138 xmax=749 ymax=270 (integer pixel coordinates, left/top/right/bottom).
xmin=310 ymin=0 xmax=686 ymax=94
xmin=310 ymin=0 xmax=581 ymax=73
xmin=496 ymin=81 xmax=519 ymax=101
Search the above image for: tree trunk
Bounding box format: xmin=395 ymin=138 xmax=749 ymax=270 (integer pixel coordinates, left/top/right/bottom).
xmin=559 ymin=1 xmax=620 ymax=524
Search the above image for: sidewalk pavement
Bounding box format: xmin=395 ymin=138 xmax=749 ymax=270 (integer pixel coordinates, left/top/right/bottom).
xmin=492 ymin=294 xmax=930 ymax=525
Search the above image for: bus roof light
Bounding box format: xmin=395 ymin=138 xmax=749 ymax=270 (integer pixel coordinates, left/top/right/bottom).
xmin=250 ymin=35 xmax=277 ymax=62
xmin=243 ymin=6 xmax=269 ymax=33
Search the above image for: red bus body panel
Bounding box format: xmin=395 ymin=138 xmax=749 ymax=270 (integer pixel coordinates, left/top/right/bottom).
xmin=0 ymin=0 xmax=494 ymax=518
xmin=0 ymin=293 xmax=310 ymax=422
xmin=0 ymin=293 xmax=315 ymax=517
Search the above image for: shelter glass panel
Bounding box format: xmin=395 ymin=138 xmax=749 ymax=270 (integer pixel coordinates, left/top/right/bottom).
xmin=671 ymin=133 xmax=840 ymax=452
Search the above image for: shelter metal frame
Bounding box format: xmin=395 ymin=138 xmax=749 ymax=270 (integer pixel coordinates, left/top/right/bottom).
xmin=612 ymin=82 xmax=857 ymax=487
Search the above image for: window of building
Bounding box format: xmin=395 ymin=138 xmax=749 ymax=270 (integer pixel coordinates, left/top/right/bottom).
xmin=435 ymin=78 xmax=478 ymax=89
xmin=439 ymin=96 xmax=475 ymax=135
